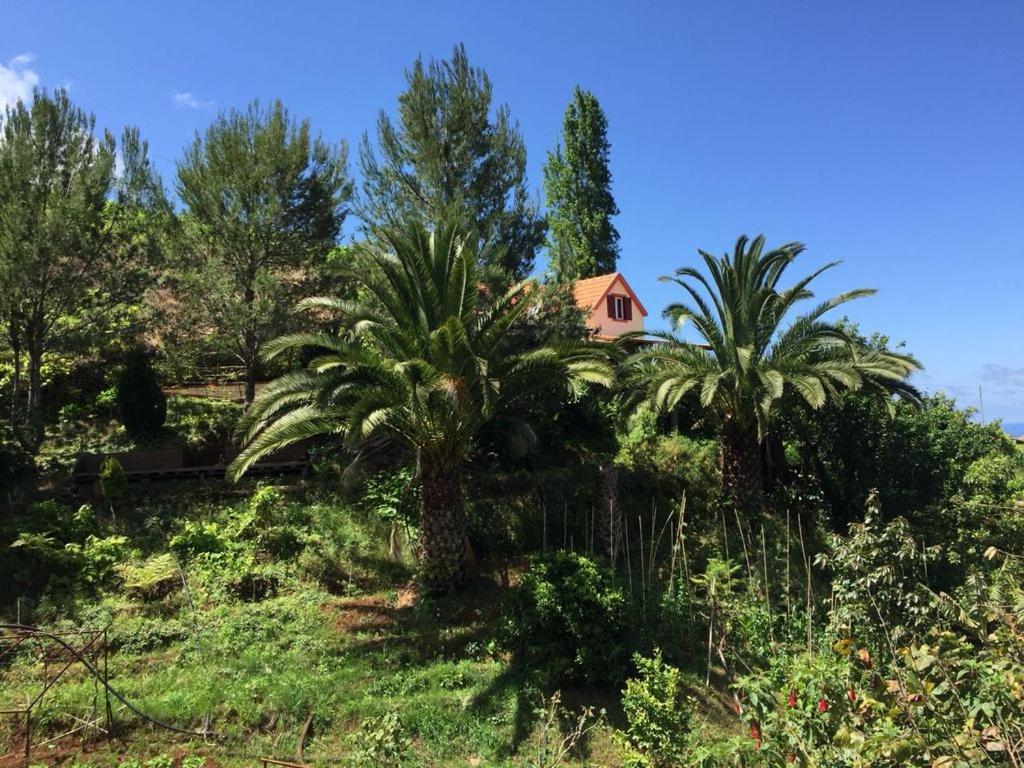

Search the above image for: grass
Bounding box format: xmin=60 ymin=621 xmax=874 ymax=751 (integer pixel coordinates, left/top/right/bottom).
xmin=1 ymin=483 xmax=653 ymax=767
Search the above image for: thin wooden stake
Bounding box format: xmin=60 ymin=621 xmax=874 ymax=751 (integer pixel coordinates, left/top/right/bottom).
xmin=761 ymin=523 xmax=774 ymax=644
xmin=785 ymin=508 xmax=792 ymax=622
xmin=638 ymin=514 xmax=647 ymax=624
xmin=680 ymin=494 xmax=691 ymax=585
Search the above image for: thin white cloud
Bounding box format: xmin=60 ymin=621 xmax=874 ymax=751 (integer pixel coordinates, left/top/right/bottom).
xmin=0 ymin=53 xmax=40 ymax=110
xmin=982 ymin=364 xmax=1024 ymax=389
xmin=172 ymin=91 xmax=214 ymax=110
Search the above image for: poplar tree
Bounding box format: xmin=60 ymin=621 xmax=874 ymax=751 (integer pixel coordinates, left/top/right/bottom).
xmin=175 ymin=100 xmax=352 ymax=406
xmin=359 ymin=44 xmax=544 ymax=282
xmin=543 ymin=87 xmax=620 ymax=282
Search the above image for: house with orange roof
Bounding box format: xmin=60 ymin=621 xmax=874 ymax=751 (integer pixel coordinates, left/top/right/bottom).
xmin=571 ymin=272 xmax=648 ymax=340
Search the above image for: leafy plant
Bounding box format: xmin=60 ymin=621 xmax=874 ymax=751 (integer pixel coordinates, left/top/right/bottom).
xmin=99 ymin=456 xmax=127 ymax=512
xmin=526 ymin=691 xmax=605 ymax=768
xmin=345 ymin=712 xmax=413 ymax=768
xmin=621 ymin=650 xmax=694 ymax=768
xmin=503 ymin=551 xmax=629 ymax=684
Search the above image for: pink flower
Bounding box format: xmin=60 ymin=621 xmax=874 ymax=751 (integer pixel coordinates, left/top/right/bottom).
xmin=817 ymin=698 xmax=829 ymax=713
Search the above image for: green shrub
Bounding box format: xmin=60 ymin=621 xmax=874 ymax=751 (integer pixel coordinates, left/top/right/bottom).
xmin=117 ymin=553 xmax=180 ymax=600
xmin=169 ymin=520 xmax=231 ymax=559
xmin=621 ymin=650 xmax=694 ymax=768
xmin=362 ymin=468 xmax=418 ymax=526
xmin=502 ymin=551 xmax=629 ymax=685
xmin=165 ymin=395 xmax=241 ymax=449
xmin=99 ymin=456 xmax=127 ymax=509
xmin=345 ymin=712 xmax=413 ymax=768
xmin=116 ymin=348 xmax=167 ymax=438
xmin=93 ymin=384 xmax=118 ymax=415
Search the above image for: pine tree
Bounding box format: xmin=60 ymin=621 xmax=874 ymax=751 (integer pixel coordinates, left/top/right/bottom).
xmin=359 ymin=44 xmax=544 ymax=282
xmin=543 ymin=87 xmax=620 ymax=282
xmin=0 ymin=89 xmax=164 ymax=448
xmin=175 ymin=100 xmax=352 ymax=406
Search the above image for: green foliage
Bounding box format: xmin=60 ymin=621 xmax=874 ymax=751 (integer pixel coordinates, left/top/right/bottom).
xmin=0 ymin=90 xmax=166 ymax=447
xmin=362 ymin=468 xmax=419 ymax=526
xmin=544 ymin=86 xmax=620 ymax=282
xmin=503 ymin=552 xmax=629 ymax=685
xmin=99 ymin=456 xmax=128 ymax=506
xmin=345 ymin=712 xmax=413 ymax=768
xmin=164 ymin=395 xmax=241 ymax=449
xmin=785 ymin=390 xmax=1023 ymax=539
xmin=117 ymin=553 xmax=180 ymax=600
xmin=116 ymin=348 xmax=167 ymax=437
xmin=621 ymin=650 xmax=695 ymax=768
xmin=169 ymin=520 xmax=231 ymax=559
xmin=817 ymin=493 xmax=939 ymax=648
xmin=173 ymin=98 xmax=352 ymax=402
xmin=230 ymin=218 xmax=612 ymax=591
xmin=624 ymin=234 xmax=921 ymax=512
xmin=0 ymin=89 xmax=113 ymax=443
xmin=358 ymin=43 xmax=545 ymax=282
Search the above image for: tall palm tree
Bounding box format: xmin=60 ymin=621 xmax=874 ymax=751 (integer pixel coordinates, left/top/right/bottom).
xmin=624 ymin=235 xmax=920 ymax=514
xmin=229 ymin=219 xmax=613 ymax=592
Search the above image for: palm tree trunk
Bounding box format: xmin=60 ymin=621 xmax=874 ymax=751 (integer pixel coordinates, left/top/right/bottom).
xmin=720 ymin=425 xmax=763 ymax=517
xmin=418 ymin=455 xmax=468 ymax=593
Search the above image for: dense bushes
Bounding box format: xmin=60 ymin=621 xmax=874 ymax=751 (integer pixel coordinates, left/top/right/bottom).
xmin=786 ymin=393 xmax=1022 ymax=532
xmin=502 ymin=552 xmax=630 ymax=685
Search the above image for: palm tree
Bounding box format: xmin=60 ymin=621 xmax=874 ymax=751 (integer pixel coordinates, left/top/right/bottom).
xmin=624 ymin=235 xmax=920 ymax=514
xmin=228 ymin=219 xmax=613 ymax=592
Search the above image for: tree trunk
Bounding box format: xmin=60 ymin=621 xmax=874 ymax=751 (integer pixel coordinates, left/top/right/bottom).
xmin=418 ymin=455 xmax=468 ymax=593
xmin=596 ymin=461 xmax=622 ymax=562
xmin=9 ymin=339 xmax=21 ymax=430
xmin=244 ymin=361 xmax=257 ymax=408
xmin=25 ymin=343 xmax=44 ymax=450
xmin=720 ymin=424 xmax=763 ymax=517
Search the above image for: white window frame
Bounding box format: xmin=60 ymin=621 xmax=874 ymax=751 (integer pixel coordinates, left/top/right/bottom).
xmin=612 ymin=295 xmax=625 ymax=320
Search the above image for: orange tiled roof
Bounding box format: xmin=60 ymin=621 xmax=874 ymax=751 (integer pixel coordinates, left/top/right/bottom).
xmin=572 ymin=272 xmax=648 ymax=316
xmin=572 ymin=274 xmax=618 ymax=312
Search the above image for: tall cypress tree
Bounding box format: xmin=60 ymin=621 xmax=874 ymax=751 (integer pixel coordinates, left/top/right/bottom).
xmin=359 ymin=44 xmax=545 ymax=282
xmin=543 ymin=87 xmax=620 ymax=282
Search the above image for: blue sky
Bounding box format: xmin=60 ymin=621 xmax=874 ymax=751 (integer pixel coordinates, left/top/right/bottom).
xmin=4 ymin=1 xmax=1024 ymax=427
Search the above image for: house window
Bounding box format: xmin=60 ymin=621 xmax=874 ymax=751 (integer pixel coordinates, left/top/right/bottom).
xmin=607 ymin=295 xmax=632 ymax=321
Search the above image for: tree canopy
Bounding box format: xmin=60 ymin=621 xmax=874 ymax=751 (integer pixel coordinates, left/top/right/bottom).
xmin=624 ymin=234 xmax=921 ymax=513
xmin=543 ymin=86 xmax=620 ymax=282
xmin=0 ymin=89 xmax=164 ymax=447
xmin=359 ymin=44 xmax=545 ymax=283
xmin=174 ymin=99 xmax=352 ymax=405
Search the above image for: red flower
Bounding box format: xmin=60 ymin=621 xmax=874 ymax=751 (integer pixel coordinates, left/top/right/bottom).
xmin=786 ymin=755 xmax=797 ymax=764
xmin=847 ymin=687 xmax=857 ymax=703
xmin=749 ymin=721 xmax=762 ymax=750
xmin=787 ymin=689 xmax=798 ymax=707
xmin=817 ymin=698 xmax=829 ymax=713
